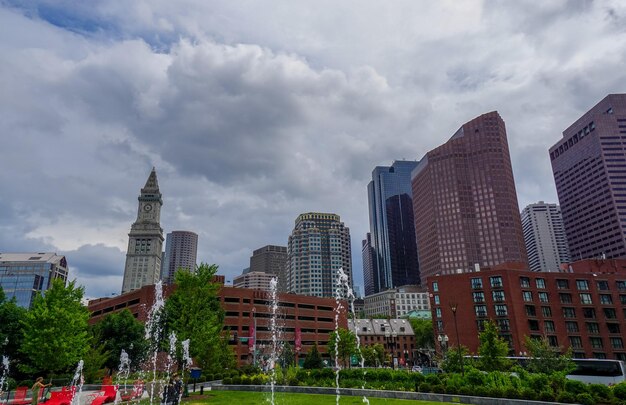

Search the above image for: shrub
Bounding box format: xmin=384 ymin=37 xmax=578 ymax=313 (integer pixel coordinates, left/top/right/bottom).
xmin=431 ymin=384 xmax=445 ymax=393
xmin=504 ymin=386 xmax=521 ymax=399
xmin=485 ymin=386 xmax=504 ymax=398
xmin=564 ymin=379 xmax=588 ymax=395
xmin=520 ymin=387 xmax=537 ymax=401
xmin=464 ymin=369 xmax=486 ymax=386
xmin=614 ymin=382 xmax=626 ymax=400
xmin=538 ymin=390 xmax=555 ymax=402
xmin=222 ymin=377 xmax=232 ymax=385
xmin=589 ymin=383 xmax=611 ymax=401
xmin=458 ymin=386 xmax=473 ymax=396
xmin=576 ymin=393 xmax=596 ymax=405
xmin=424 ymin=374 xmax=442 ymax=385
xmin=411 ymin=373 xmax=425 ymax=385
xmin=417 ymin=382 xmax=431 ymax=392
xmin=472 ymin=386 xmax=489 ymax=397
xmin=556 ymin=391 xmax=576 ymax=403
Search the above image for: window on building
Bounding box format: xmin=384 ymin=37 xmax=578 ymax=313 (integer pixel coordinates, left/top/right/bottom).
xmin=495 ymin=304 xmax=508 ymax=316
xmin=579 ymin=293 xmax=593 ymax=305
xmin=583 ymin=308 xmax=596 ymax=319
xmin=435 ymin=308 xmax=442 ymax=318
xmin=490 ymin=276 xmax=503 ymax=288
xmin=522 ymin=291 xmax=533 ymax=302
xmin=436 ymin=320 xmax=443 ymax=331
xmin=473 ymin=292 xmax=485 ymax=303
xmin=586 ymin=322 xmax=600 ymax=334
xmin=616 ymin=280 xmax=626 ymax=290
xmin=563 ymin=307 xmax=576 ymax=318
xmin=620 ymin=295 xmax=626 ymax=305
xmin=434 ymin=295 xmax=440 ymax=305
xmin=528 ymin=320 xmax=540 ymax=331
xmin=526 ymin=305 xmax=537 ymax=317
xmin=475 ymin=305 xmax=487 ymax=317
xmin=497 ymin=319 xmax=510 ymax=332
xmin=569 ymin=336 xmax=583 ymax=349
xmin=538 ymin=292 xmax=549 ymax=303
xmin=596 ymin=280 xmax=609 ymax=291
xmin=560 ymin=293 xmax=572 ymax=303
xmin=542 ymin=306 xmax=552 ymax=317
xmin=547 ymin=336 xmax=558 ymax=347
xmin=544 ymin=320 xmax=555 ymax=333
xmin=536 ymin=278 xmax=546 ymax=289
xmin=576 ymin=280 xmax=590 ymax=291
xmin=566 ymin=321 xmax=579 ymax=333
xmin=476 ymin=319 xmax=487 ymax=331
xmin=556 ymin=279 xmax=569 ymax=290
xmin=607 ymin=323 xmax=621 ymax=334
xmin=471 ymin=278 xmax=483 ymax=289
xmin=611 ymin=338 xmax=624 ymax=350
xmin=590 ymin=337 xmax=603 ymax=349
xmin=598 ymin=294 xmax=612 ymax=305
xmin=593 ymin=352 xmax=607 ymax=359
xmin=520 ymin=277 xmax=530 ymax=288
xmin=604 ymin=308 xmax=617 ymax=319
xmin=492 ymin=290 xmax=505 ymax=302
xmin=432 ymin=281 xmax=438 ymax=292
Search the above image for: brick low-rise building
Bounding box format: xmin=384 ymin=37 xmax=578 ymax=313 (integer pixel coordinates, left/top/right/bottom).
xmin=349 ymin=318 xmax=416 ymax=367
xmin=428 ymin=259 xmax=626 ymax=361
xmin=88 ymin=279 xmax=344 ymax=366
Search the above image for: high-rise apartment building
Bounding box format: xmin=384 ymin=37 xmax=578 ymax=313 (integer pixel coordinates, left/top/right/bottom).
xmin=287 ymin=212 xmax=352 ymax=297
xmin=549 ymin=94 xmax=626 ymax=261
xmin=521 ymin=202 xmax=570 ymax=272
xmin=411 ymin=111 xmax=528 ymax=285
xmin=366 ymin=161 xmax=420 ymax=295
xmin=362 ymin=233 xmax=378 ymax=296
xmin=162 ymin=230 xmax=198 ymax=284
xmin=249 ymin=245 xmax=288 ymax=291
xmin=0 ymin=253 xmax=68 ymax=308
xmin=233 ymin=271 xmax=275 ymax=290
xmin=121 ymin=168 xmax=164 ymax=293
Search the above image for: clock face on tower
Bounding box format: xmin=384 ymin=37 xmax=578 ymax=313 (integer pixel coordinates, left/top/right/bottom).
xmin=144 ymin=203 xmax=153 ymax=212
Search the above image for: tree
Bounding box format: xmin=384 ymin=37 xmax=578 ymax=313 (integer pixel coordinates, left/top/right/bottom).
xmin=477 ymin=320 xmax=512 ymax=372
xmin=524 ymin=336 xmax=576 ymax=374
xmin=20 ymin=279 xmax=90 ymax=376
xmin=280 ymin=343 xmax=295 ymax=368
xmin=81 ymin=343 xmax=110 ymax=384
xmin=164 ymin=263 xmax=230 ymax=371
xmin=92 ymin=309 xmax=148 ymax=372
xmin=302 ymin=343 xmax=324 ymax=369
xmin=408 ymin=318 xmax=435 ymax=349
xmin=0 ymin=287 xmax=27 ymax=365
xmin=441 ymin=345 xmax=469 ymax=373
xmin=327 ymin=328 xmax=357 ymax=368
xmin=361 ymin=343 xmax=385 ymax=367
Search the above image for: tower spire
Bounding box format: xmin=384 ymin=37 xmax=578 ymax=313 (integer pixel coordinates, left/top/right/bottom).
xmin=142 ymin=167 xmax=159 ymax=193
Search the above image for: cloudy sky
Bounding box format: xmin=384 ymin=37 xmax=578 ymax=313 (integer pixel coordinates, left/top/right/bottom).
xmin=1 ymin=0 xmax=626 ymax=299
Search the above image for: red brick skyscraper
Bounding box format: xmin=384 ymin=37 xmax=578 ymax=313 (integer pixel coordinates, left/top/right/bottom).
xmin=411 ymin=111 xmax=528 ymax=285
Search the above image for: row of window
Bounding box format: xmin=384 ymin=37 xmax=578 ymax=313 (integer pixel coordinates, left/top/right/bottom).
xmin=460 ymin=276 xmax=626 ymax=291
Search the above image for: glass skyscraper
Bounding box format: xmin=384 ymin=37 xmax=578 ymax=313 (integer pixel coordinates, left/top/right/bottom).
xmin=0 ymin=253 xmax=68 ymax=308
xmin=366 ymin=160 xmax=420 ymax=296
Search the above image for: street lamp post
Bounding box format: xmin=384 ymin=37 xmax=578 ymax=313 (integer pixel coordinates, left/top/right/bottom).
xmin=252 ymin=307 xmax=257 ymax=367
xmin=449 ymin=303 xmax=464 ymax=376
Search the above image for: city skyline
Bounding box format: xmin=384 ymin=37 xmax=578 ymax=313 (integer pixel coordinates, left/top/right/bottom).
xmin=1 ymin=2 xmax=626 ymax=297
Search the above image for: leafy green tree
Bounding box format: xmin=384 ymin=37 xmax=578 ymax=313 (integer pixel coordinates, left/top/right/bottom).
xmin=0 ymin=287 xmax=27 ymax=364
xmin=302 ymin=343 xmax=324 ymax=369
xmin=524 ymin=336 xmax=576 ymax=374
xmin=92 ymin=309 xmax=148 ymax=371
xmin=164 ymin=263 xmax=231 ymax=371
xmin=82 ymin=343 xmax=110 ymax=383
xmin=408 ymin=319 xmax=435 ymax=349
xmin=477 ymin=320 xmax=512 ymax=372
xmin=441 ymin=345 xmax=469 ymax=373
xmin=361 ymin=343 xmax=385 ymax=367
xmin=327 ymin=328 xmax=357 ymax=368
xmin=20 ymin=279 xmax=90 ymax=376
xmin=280 ymin=343 xmax=295 ymax=368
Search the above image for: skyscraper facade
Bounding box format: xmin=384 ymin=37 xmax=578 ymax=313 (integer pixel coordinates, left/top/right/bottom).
xmin=361 ymin=233 xmax=378 ymax=296
xmin=287 ymin=212 xmax=352 ymax=298
xmin=366 ymin=161 xmax=420 ymax=295
xmin=249 ymin=245 xmax=288 ymax=291
xmin=521 ymin=202 xmax=570 ymax=272
xmin=549 ymin=94 xmax=626 ymax=260
xmin=411 ymin=111 xmax=528 ymax=285
xmin=121 ymin=168 xmax=164 ymax=293
xmin=162 ymin=230 xmax=198 ymax=284
xmin=0 ymin=253 xmax=68 ymax=308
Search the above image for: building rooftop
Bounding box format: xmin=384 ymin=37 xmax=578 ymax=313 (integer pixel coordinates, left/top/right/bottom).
xmin=0 ymin=252 xmax=66 ymax=265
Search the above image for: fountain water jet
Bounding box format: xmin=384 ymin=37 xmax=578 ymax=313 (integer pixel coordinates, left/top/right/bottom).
xmin=144 ymin=280 xmax=165 ymax=405
xmin=0 ymin=355 xmax=9 ymax=398
xmin=267 ymin=277 xmax=281 ymax=405
xmin=114 ymin=350 xmax=131 ymax=405
xmin=69 ymin=360 xmax=84 ymax=405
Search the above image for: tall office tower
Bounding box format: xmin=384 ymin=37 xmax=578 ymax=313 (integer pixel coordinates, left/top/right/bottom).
xmin=162 ymin=230 xmax=198 ymax=284
xmin=121 ymin=168 xmax=164 ymax=293
xmin=550 ymin=94 xmax=626 ymax=260
xmin=0 ymin=253 xmax=68 ymax=308
xmin=367 ymin=161 xmax=420 ymax=295
xmin=287 ymin=212 xmax=353 ymax=297
xmin=249 ymin=245 xmax=288 ymax=291
xmin=362 ymin=233 xmax=378 ymax=296
xmin=412 ymin=111 xmax=528 ymax=285
xmin=521 ymin=202 xmax=570 ymax=272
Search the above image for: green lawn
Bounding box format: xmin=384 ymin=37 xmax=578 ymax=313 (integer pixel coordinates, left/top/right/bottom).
xmin=184 ymin=390 xmax=455 ymax=404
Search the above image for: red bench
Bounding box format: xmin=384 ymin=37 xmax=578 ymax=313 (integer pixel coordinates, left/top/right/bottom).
xmin=7 ymin=386 xmax=30 ymax=405
xmin=88 ymin=385 xmax=118 ymax=405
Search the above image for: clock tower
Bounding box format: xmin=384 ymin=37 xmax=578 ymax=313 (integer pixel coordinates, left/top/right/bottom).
xmin=121 ymin=168 xmax=165 ymax=293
